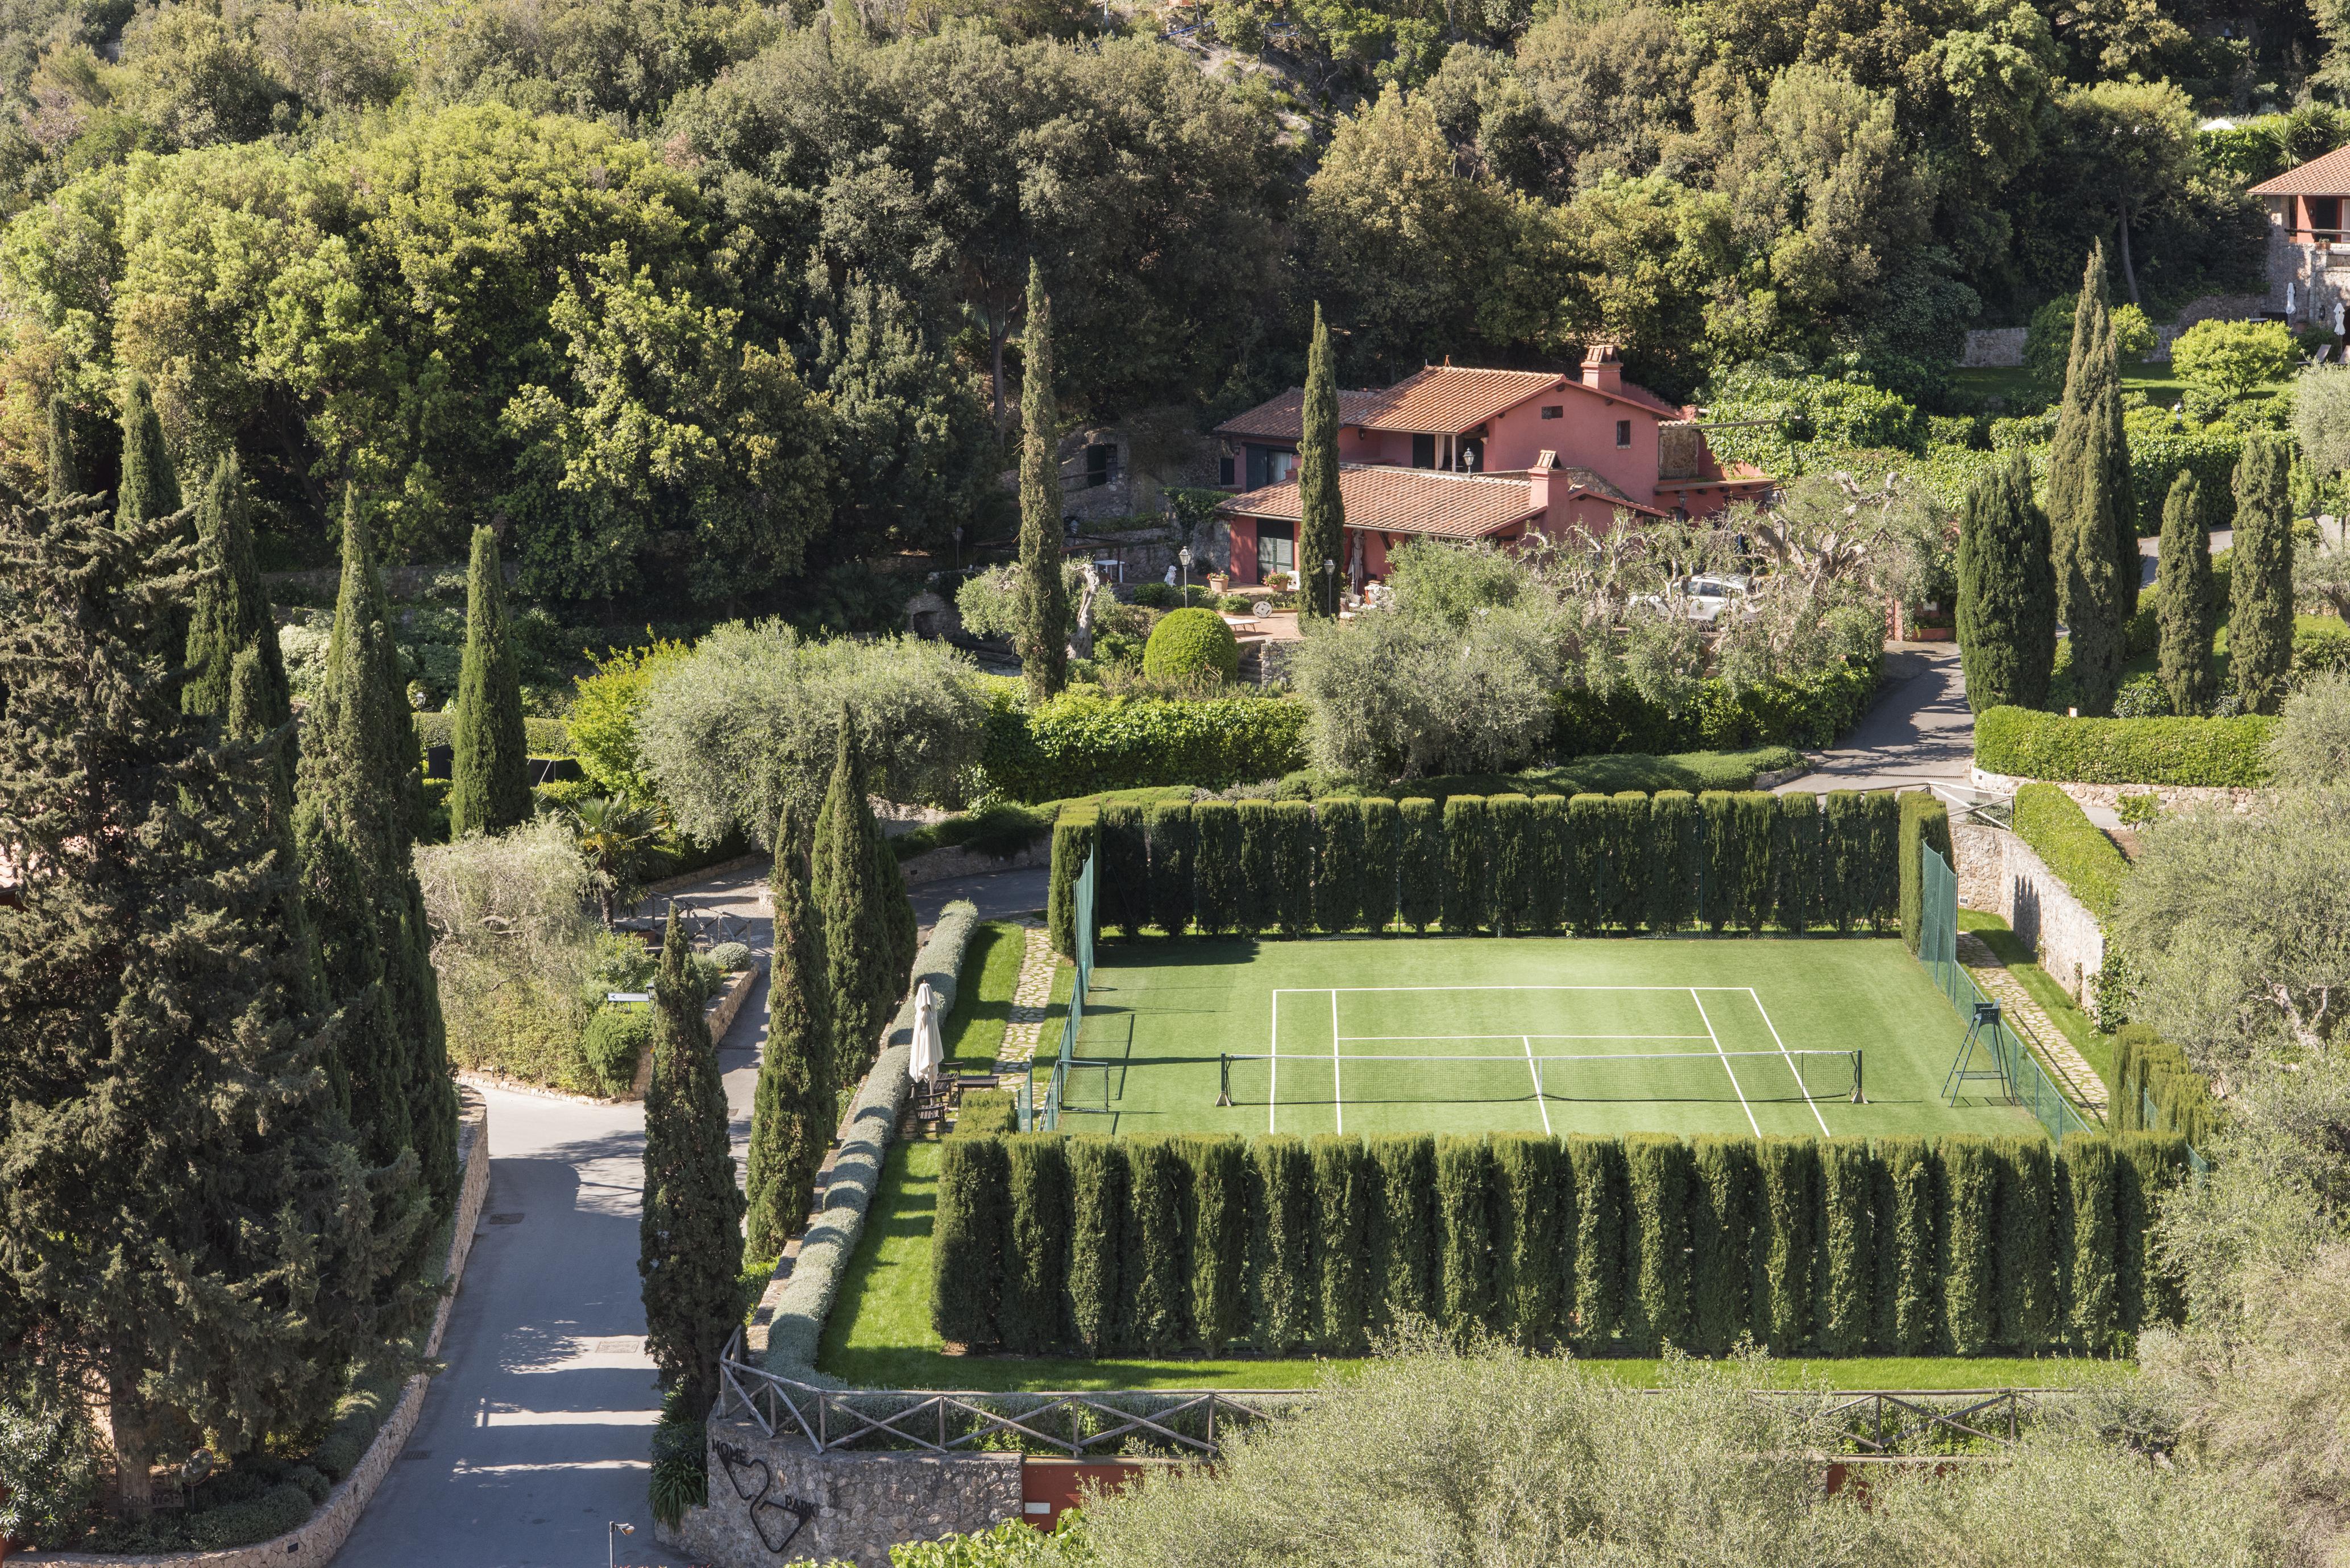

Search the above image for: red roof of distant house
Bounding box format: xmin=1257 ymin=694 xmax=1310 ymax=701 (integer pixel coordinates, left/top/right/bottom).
xmin=2251 ymin=144 xmax=2350 ymax=196
xmin=1214 ymin=363 xmax=1681 ymax=443
xmin=1219 ymin=465 xmax=1543 ymax=539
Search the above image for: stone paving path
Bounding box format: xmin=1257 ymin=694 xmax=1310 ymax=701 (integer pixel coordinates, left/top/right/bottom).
xmin=1957 ymin=931 xmax=2108 ymax=1114
xmin=994 ymin=920 xmax=1057 ymax=1074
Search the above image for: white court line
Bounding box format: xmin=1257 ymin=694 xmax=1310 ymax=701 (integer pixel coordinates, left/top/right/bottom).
xmin=1523 ymin=1035 xmax=1552 ymax=1136
xmin=1274 ymin=985 xmax=1703 ymax=994
xmin=1268 ymin=988 xmax=1278 ymax=1136
xmin=1331 ymin=988 xmax=1343 ymax=1136
xmin=1691 ymin=989 xmax=1759 ymax=1136
xmin=1750 ymin=987 xmax=1833 ymax=1137
xmin=1337 ymin=1033 xmax=1712 ymax=1043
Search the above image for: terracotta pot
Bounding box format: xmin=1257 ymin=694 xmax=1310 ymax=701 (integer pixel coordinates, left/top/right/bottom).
xmin=1913 ymin=625 xmax=1954 ymax=642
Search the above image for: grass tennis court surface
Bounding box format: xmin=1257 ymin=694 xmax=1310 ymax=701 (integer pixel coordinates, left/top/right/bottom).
xmin=1044 ymin=934 xmax=2038 ymax=1141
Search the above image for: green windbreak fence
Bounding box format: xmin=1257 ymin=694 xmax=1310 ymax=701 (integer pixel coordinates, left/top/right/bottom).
xmin=1916 ymin=844 xmax=2096 ymax=1146
xmin=1020 ymin=850 xmax=1098 ymax=1133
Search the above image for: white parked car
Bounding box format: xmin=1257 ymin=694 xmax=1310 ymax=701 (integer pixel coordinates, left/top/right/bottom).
xmin=1632 ymin=573 xmax=1752 ymax=625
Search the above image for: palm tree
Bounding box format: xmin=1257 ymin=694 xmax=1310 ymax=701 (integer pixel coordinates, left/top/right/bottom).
xmin=570 ymin=795 xmax=653 ymax=926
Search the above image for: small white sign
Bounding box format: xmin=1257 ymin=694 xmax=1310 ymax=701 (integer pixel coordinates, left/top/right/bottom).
xmin=605 ymin=992 xmax=651 ymax=1004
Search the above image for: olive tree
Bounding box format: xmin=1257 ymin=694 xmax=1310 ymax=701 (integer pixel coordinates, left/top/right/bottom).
xmin=635 ymin=621 xmax=988 ymax=847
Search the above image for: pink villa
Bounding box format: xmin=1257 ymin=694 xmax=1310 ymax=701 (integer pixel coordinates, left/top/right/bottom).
xmin=1212 ymin=346 xmax=1768 ymax=588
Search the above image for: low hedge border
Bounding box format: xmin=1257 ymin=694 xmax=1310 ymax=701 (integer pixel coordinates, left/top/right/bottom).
xmin=2010 ymin=784 xmax=2129 ymax=920
xmin=761 ymin=900 xmax=982 ymax=1383
xmin=1975 ymin=705 xmax=2273 ymax=788
xmin=413 ymin=710 xmax=571 ymax=757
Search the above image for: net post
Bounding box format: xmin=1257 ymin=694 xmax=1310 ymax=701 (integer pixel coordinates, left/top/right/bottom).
xmin=1215 ymin=1053 xmax=1232 ymax=1108
xmin=1851 ymin=1049 xmax=1865 ymax=1105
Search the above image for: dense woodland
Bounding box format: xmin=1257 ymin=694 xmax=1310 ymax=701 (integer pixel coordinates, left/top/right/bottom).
xmin=0 ymin=0 xmax=2331 ymax=609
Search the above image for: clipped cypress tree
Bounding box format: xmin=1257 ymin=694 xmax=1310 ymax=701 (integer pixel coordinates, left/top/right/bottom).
xmin=1771 ymin=792 xmax=1818 ymax=934
xmin=2115 ymin=1132 xmax=2189 ymax=1332
xmin=932 ymin=1134 xmax=1007 ymax=1345
xmin=813 ymin=720 xmax=904 ymax=1093
xmin=114 ymin=375 xmax=181 ymax=528
xmin=1248 ymin=1137 xmax=1315 ymax=1349
xmin=1563 ymin=793 xmax=1607 ymax=934
xmin=182 ymin=455 xmax=289 ymax=725
xmin=1314 ymin=796 xmax=1365 ymax=933
xmin=1192 ymin=800 xmax=1240 ymax=934
xmin=1015 ymin=259 xmax=1069 ymax=702
xmin=640 ymin=906 xmax=747 ymax=1413
xmin=1271 ymin=800 xmax=1315 ymax=936
xmin=1096 ymin=800 xmax=1149 ymax=939
xmin=1751 ymin=1138 xmax=1817 ymax=1353
xmin=2048 ymin=248 xmax=2133 ymax=714
xmin=1566 ymin=1136 xmax=1626 ymax=1351
xmin=1066 ymin=1136 xmax=1129 ymax=1354
xmin=1993 ymin=1136 xmax=2057 ymax=1351
xmin=1145 ymin=800 xmax=1195 ymax=935
xmin=745 ymin=802 xmax=833 ymax=1259
xmin=1937 ymin=1136 xmax=1998 ymax=1354
xmin=1647 ymin=792 xmax=1699 ymax=932
xmin=1699 ymin=790 xmax=1741 ymax=931
xmin=1863 ymin=791 xmax=1904 ymax=931
xmin=1359 ymin=796 xmax=1401 ymax=931
xmin=1873 ymin=1137 xmax=1940 ymax=1354
xmin=1689 ymin=1137 xmax=1755 ymax=1355
xmin=1604 ymin=792 xmax=1647 ymax=930
xmin=0 ymin=481 xmax=422 ymax=1496
xmin=44 ymin=392 xmax=76 ymax=498
xmin=1397 ymin=797 xmax=1442 ymax=931
xmin=1441 ymin=795 xmax=1491 ymax=933
xmin=2155 ymin=472 xmax=2219 ymax=714
xmin=1001 ymin=1136 xmax=1069 ymax=1353
xmin=2231 ymin=431 xmax=2296 ymax=715
xmin=1490 ymin=1134 xmax=1567 ymax=1347
xmin=1898 ymin=791 xmax=1953 ymax=954
xmin=1527 ymin=793 xmax=1568 ymax=934
xmin=1954 ymin=451 xmax=2057 ymax=713
xmin=1434 ymin=1136 xmax=1496 ymax=1336
xmin=294 ymin=492 xmax=459 ymax=1209
xmin=1297 ymin=303 xmax=1346 ymax=617
xmin=447 ymin=525 xmax=532 ymax=838
xmin=1181 ymin=1136 xmax=1247 ymax=1351
xmin=1820 ymin=791 xmax=1866 ymax=932
xmin=1310 ymin=1136 xmax=1372 ymax=1354
xmin=1487 ymin=793 xmax=1535 ymax=935
xmin=1624 ymin=1134 xmax=1694 ymax=1354
xmin=1122 ymin=1138 xmax=1191 ymax=1354
xmin=1048 ymin=813 xmax=1097 ymax=958
xmin=1815 ymin=1140 xmax=1876 ymax=1355
xmin=1368 ymin=1134 xmax=1438 ymax=1332
xmin=1235 ymin=798 xmax=1278 ymax=935
xmin=2061 ymin=1137 xmax=2120 ymax=1354
xmin=1734 ymin=792 xmax=1776 ymax=931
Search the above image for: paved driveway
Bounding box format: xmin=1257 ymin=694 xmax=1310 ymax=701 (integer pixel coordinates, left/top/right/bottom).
xmin=1775 ymin=647 xmax=1975 ymax=796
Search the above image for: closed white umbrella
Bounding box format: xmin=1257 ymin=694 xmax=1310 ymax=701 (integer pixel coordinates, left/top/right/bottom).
xmin=908 ymin=980 xmax=944 ymax=1088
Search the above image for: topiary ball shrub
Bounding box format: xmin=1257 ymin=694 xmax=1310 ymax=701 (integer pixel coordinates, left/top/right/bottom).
xmin=1142 ymin=607 xmax=1240 ymax=682
xmin=581 ymin=1005 xmax=653 ymax=1096
xmin=708 ymin=941 xmax=751 ymax=973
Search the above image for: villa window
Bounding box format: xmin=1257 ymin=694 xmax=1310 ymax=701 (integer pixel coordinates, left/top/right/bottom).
xmin=1616 ymin=419 xmax=1633 ymax=448
xmin=1256 ymin=521 xmax=1296 ymax=583
xmin=2315 ymin=197 xmax=2343 ymax=239
xmin=1411 ymin=434 xmax=1437 ymax=468
xmin=1541 ymin=405 xmax=1563 ymax=419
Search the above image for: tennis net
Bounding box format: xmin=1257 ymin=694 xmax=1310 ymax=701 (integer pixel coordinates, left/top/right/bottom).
xmin=1216 ymin=1047 xmax=1863 ymax=1107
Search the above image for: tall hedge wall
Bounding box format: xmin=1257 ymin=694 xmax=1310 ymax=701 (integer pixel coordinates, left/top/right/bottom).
xmin=1055 ymin=788 xmax=1902 ymax=953
xmin=1974 ymin=705 xmax=2273 ymax=788
xmin=939 ymin=1130 xmax=2191 ymax=1359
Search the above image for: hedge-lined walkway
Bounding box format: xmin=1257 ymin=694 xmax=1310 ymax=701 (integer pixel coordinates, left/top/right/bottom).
xmin=1958 ymin=932 xmax=2107 ymax=1114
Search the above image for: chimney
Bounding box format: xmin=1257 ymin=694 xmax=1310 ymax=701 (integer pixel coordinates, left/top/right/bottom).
xmin=1528 ymin=449 xmax=1558 ymax=515
xmin=1581 ymin=343 xmax=1623 ymax=396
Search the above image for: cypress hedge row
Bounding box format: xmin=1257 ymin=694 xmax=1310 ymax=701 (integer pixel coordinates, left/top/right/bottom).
xmin=2111 ymin=1024 xmax=2216 ymax=1149
xmin=932 ymin=1130 xmax=2192 ymax=1358
xmin=1051 ymin=788 xmax=1907 ymax=954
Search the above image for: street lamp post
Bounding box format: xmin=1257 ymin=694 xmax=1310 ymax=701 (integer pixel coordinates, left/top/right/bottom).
xmin=1180 ymin=546 xmax=1193 ymax=602
xmin=1322 ymin=556 xmax=1337 ymax=617
xmin=609 ymin=1521 xmax=635 ymax=1568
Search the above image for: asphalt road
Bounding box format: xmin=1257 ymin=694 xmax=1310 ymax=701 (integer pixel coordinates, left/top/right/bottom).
xmin=1775 ymin=646 xmax=1976 ymax=796
xmin=337 ymin=859 xmax=1052 ymax=1566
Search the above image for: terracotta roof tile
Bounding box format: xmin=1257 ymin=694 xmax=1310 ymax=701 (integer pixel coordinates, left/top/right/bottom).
xmin=1218 ymin=464 xmax=1543 ymax=539
xmin=2251 ymin=144 xmax=2350 ymax=196
xmin=1214 ymin=363 xmax=1682 ymax=442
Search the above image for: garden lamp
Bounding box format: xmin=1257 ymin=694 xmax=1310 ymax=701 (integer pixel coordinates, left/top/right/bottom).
xmin=1180 ymin=545 xmax=1193 ymax=599
xmin=1323 ymin=556 xmax=1336 ymax=615
xmin=609 ymin=1520 xmax=634 ymax=1568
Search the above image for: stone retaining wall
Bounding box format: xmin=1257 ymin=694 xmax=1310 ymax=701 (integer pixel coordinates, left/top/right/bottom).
xmin=896 ymin=841 xmax=1049 ymax=885
xmin=22 ymin=1093 xmax=492 ymax=1568
xmin=1950 ymin=821 xmax=2002 ymax=913
xmin=1994 ymin=830 xmax=2107 ymax=1003
xmin=662 ymin=1419 xmax=1021 ymax=1568
xmin=1970 ymin=767 xmax=2260 ymax=814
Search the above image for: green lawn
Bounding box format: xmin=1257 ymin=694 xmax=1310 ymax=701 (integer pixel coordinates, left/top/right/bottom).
xmin=820 ymin=1139 xmax=2110 ymax=1392
xmin=1044 ymin=934 xmax=2038 ymax=1143
xmin=1959 ymin=910 xmax=2116 ymax=1096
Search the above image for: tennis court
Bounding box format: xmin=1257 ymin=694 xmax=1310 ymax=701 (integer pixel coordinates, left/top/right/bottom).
xmin=1037 ymin=935 xmax=2042 ymax=1141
